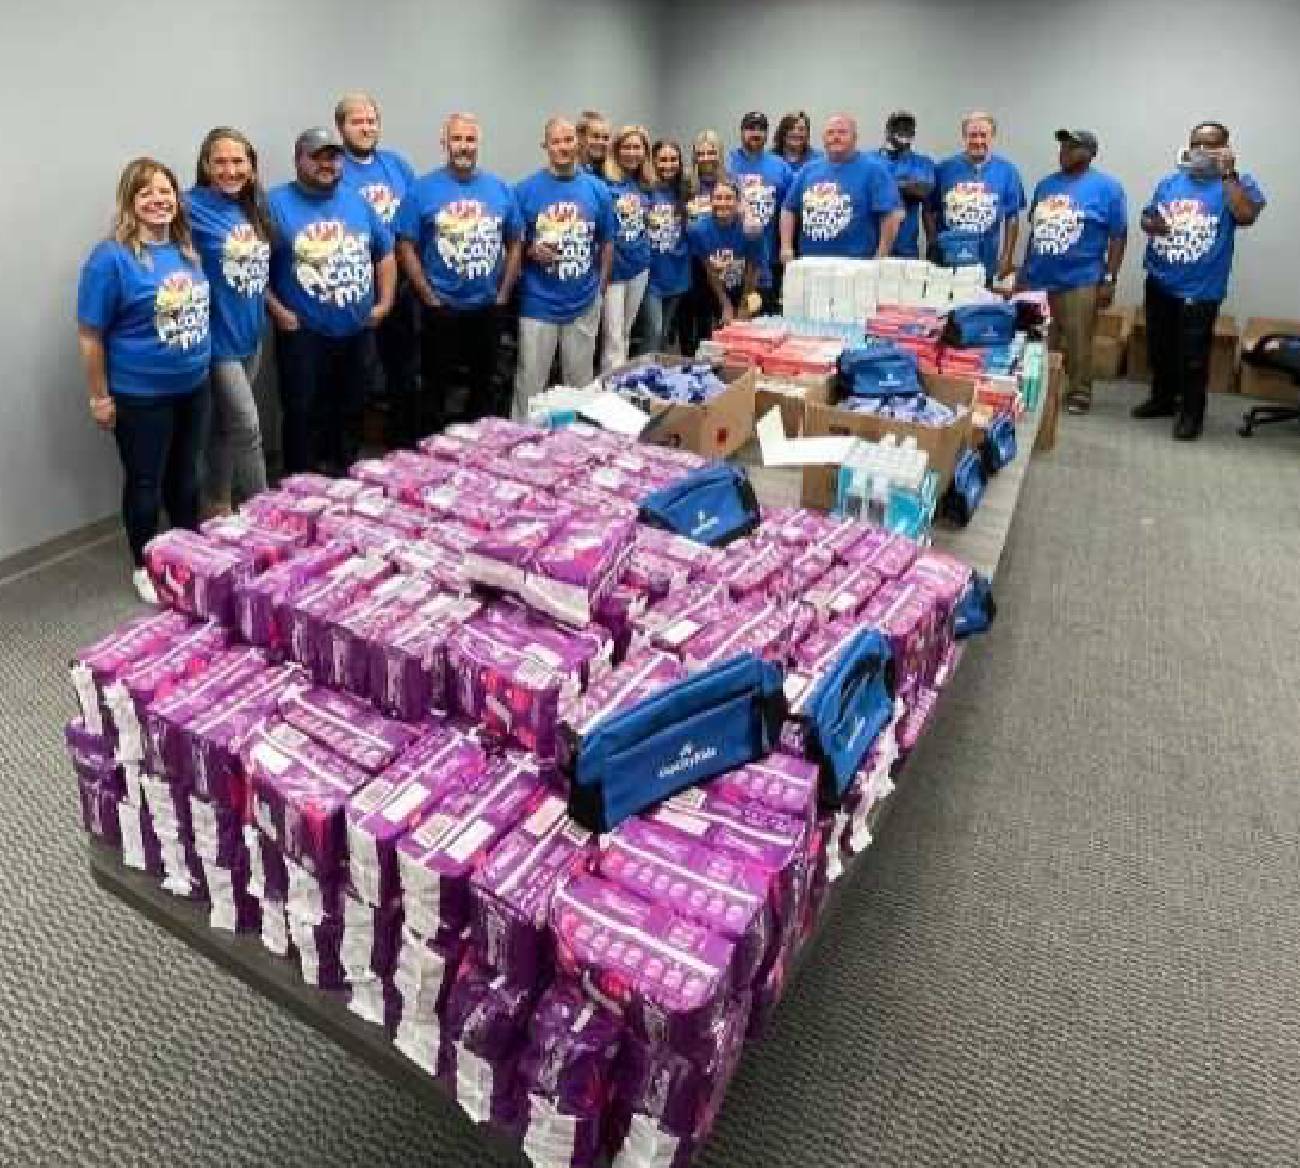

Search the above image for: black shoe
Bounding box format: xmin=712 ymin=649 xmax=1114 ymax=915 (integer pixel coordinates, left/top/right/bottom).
xmin=1173 ymin=414 xmax=1203 ymax=441
xmin=1131 ymin=397 xmax=1177 ymax=419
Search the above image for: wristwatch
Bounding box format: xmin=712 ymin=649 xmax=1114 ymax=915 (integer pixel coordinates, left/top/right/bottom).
xmin=1223 ymin=169 xmax=1240 ymax=183
xmin=1101 ymin=274 xmax=1116 ymax=284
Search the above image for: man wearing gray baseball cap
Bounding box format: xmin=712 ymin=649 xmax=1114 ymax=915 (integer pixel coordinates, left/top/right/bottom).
xmin=1020 ymin=128 xmax=1127 ymax=414
xmin=265 ymin=126 xmax=396 ymax=473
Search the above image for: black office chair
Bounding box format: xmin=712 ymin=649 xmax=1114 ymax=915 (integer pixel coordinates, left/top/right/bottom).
xmin=1239 ymin=333 xmax=1300 ymax=436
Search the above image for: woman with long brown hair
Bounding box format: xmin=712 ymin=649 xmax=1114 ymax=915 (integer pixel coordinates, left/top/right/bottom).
xmin=773 ymin=111 xmax=822 ymax=174
xmin=600 ymin=124 xmax=654 ymax=370
xmin=76 ymin=158 xmax=211 ymax=602
xmin=188 ymin=127 xmax=272 ymax=514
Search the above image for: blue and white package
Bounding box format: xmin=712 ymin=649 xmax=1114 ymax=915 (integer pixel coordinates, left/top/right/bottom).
xmin=838 ymin=344 xmax=922 ymax=399
xmin=608 ymin=361 xmax=729 ymax=406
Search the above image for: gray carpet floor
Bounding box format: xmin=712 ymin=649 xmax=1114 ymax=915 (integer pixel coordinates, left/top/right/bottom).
xmin=2 ymin=383 xmax=1299 ymax=1167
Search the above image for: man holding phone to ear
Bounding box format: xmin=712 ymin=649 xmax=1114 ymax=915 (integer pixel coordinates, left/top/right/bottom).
xmin=1134 ymin=120 xmax=1265 ymax=440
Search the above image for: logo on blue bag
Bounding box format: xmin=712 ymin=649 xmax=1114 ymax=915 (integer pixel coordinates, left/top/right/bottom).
xmin=657 ymin=740 xmax=719 ymax=781
xmin=845 ymin=715 xmax=868 ymax=751
xmin=691 ymin=509 xmax=719 ymax=538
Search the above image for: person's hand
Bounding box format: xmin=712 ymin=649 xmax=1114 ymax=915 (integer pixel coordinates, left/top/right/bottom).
xmin=367 ymin=303 xmax=392 ymax=328
xmin=1217 ymin=147 xmax=1237 ymax=177
xmin=420 ymin=288 xmax=441 ymax=310
xmin=530 ymin=240 xmax=557 ymax=266
xmin=779 ymin=246 xmax=795 ymax=265
xmin=89 ymin=396 xmax=115 ymax=430
xmin=271 ymin=306 xmax=301 ymax=332
xmin=494 ymin=290 xmax=510 ymax=307
xmin=996 ymin=260 xmax=1017 ymax=284
xmin=1096 ymin=281 xmax=1116 ymax=309
xmin=1143 ymin=211 xmax=1171 ymax=237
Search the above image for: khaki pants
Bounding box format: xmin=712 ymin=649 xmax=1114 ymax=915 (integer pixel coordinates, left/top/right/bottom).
xmin=512 ymin=296 xmax=603 ymax=419
xmin=1048 ymin=285 xmax=1098 ymax=404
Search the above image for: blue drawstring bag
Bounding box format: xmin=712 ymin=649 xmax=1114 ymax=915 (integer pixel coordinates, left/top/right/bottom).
xmin=943 ymin=447 xmax=987 ymax=526
xmin=947 ymin=303 xmax=1018 ymax=348
xmin=639 ymin=463 xmax=760 ymax=547
xmin=955 ymin=573 xmax=997 ymax=638
xmin=936 ymin=229 xmax=984 ymax=268
xmin=838 ymin=344 xmax=922 ymax=399
xmin=567 ymin=653 xmax=787 ymax=832
xmin=980 ymin=411 xmax=1017 ymax=474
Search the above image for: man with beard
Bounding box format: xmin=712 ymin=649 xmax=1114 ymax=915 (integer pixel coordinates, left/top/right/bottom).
xmin=875 ymin=111 xmax=935 ymax=259
xmin=335 ymin=91 xmax=421 ymax=444
xmin=267 ymin=127 xmax=395 ymax=474
xmin=727 ymin=111 xmax=791 ymax=312
xmin=396 ymin=112 xmax=523 ymax=429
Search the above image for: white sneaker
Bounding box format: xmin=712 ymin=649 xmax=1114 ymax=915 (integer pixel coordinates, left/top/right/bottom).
xmin=132 ymin=568 xmax=160 ymax=606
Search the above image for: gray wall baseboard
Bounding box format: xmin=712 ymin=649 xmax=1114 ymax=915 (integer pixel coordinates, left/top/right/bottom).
xmin=0 ymin=515 xmax=120 ymax=585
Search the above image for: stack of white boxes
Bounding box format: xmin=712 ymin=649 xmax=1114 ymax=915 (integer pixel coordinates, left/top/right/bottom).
xmin=784 ymin=257 xmax=988 ymax=318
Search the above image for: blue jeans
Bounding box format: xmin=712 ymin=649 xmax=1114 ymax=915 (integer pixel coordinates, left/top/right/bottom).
xmin=633 ymin=292 xmax=684 ymax=355
xmin=273 ymin=326 xmax=369 ymax=475
xmin=112 ymin=386 xmax=211 ymax=566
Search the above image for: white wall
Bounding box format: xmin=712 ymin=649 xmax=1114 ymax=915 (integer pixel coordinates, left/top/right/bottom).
xmin=0 ymin=0 xmax=661 ymax=560
xmin=661 ymin=0 xmax=1300 ymax=319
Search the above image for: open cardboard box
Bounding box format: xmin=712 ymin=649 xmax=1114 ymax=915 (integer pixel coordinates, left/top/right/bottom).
xmin=1239 ymin=317 xmax=1300 ymax=402
xmin=1127 ymin=308 xmax=1239 ymax=392
xmin=754 ymin=373 xmax=835 ymax=438
xmin=1092 ymin=306 xmax=1133 ymax=379
xmin=601 ymin=353 xmax=757 ymax=458
xmin=798 ymin=372 xmax=975 ymax=511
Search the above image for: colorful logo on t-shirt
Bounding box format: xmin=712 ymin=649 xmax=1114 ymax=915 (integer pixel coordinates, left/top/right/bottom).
xmin=801 ymin=181 xmax=851 ymax=241
xmin=1030 ymin=194 xmax=1084 ymax=257
xmin=1151 ymin=198 xmax=1217 ymax=266
xmin=359 ymin=182 xmax=399 ymax=224
xmin=534 ymin=202 xmax=594 ymax=281
xmin=646 ymin=203 xmax=681 ymax=253
xmin=686 ymin=193 xmax=712 ymax=222
xmin=614 ymin=192 xmax=646 ymax=244
xmin=944 ymin=182 xmax=998 ymax=234
xmin=221 ymin=223 xmax=270 ymax=297
xmin=708 ymin=248 xmax=745 ymax=290
xmin=292 ymin=219 xmax=373 ymax=307
xmin=434 ymin=199 xmax=504 ymax=280
xmin=739 ymin=174 xmax=777 ymax=228
xmin=153 ymin=271 xmax=209 ymax=351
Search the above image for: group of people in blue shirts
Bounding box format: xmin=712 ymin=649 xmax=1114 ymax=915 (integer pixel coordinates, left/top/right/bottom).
xmin=75 ymin=96 xmax=1265 ymax=601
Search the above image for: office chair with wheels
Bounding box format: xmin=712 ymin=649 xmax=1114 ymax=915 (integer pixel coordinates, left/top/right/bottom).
xmin=1239 ymin=333 xmax=1300 ymax=436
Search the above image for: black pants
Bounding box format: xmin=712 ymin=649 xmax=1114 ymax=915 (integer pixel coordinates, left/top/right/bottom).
xmin=113 ymin=386 xmax=210 ymax=566
xmin=274 ymin=326 xmax=368 ymax=475
xmin=420 ymin=304 xmax=505 ymax=433
xmin=761 ymin=261 xmax=784 ymax=315
xmin=367 ymin=285 xmax=422 ymax=445
xmin=1145 ymin=277 xmax=1220 ymax=427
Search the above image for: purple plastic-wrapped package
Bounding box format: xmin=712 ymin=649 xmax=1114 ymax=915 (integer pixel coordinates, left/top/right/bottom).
xmin=477 ymin=443 xmax=573 ymax=493
xmin=370 ymin=594 xmax=484 ymax=722
xmin=417 ymin=431 xmax=472 ymax=463
xmin=71 ymin=729 xmax=125 ymax=846
xmin=839 ymin=527 xmax=919 ymax=578
xmin=232 ymin=541 xmax=354 ymax=651
xmin=393 ymin=927 xmax=469 ymax=1074
xmin=469 ymin=793 xmax=592 ymax=989
xmin=347 ymin=490 xmax=432 ymax=537
xmin=350 ymin=454 xmax=456 ymax=503
xmin=189 ymin=663 xmax=304 ymax=808
xmin=442 ymin=958 xmax=537 ymax=1127
xmin=629 ymin=583 xmax=731 ymax=656
xmin=449 ymin=416 xmax=541 ymax=453
xmin=677 ymin=597 xmax=797 ymax=673
xmin=188 ymin=793 xmax=244 ymax=869
xmin=279 ymin=473 xmax=375 ymax=503
xmin=711 ymin=538 xmax=796 ymax=602
xmin=474 ymin=601 xmax=613 ymax=689
xmin=897 ymin=684 xmax=940 ymax=756
xmin=706 ymin=752 xmax=820 ymax=835
xmin=860 ymin=578 xmax=943 ymax=697
xmin=287 ymin=910 xmax=347 ymax=990
xmin=463 ymin=515 xmax=565 ymax=595
xmin=550 ymin=872 xmax=737 ymax=1060
xmin=803 ymin=561 xmax=885 ymax=624
xmin=200 ymin=514 xmax=308 ymax=571
xmin=592 ymin=585 xmax=649 ymax=664
xmin=904 ymin=549 xmax=973 ymax=620
xmin=281 ymin=556 xmax=393 ymax=680
xmin=241 ymin=488 xmax=334 ymax=539
xmin=386 ymin=539 xmax=470 ymax=597
xmin=117 ymin=797 xmax=165 ymax=876
xmin=522 ymin=516 xmax=636 ymax=629
xmin=202 ymin=857 xmax=261 ymax=934
xmin=323 ymin=574 xmax=439 ymax=697
xmin=783 ymin=546 xmax=836 ymax=599
xmin=277 ymin=682 xmax=422 ymax=774
xmin=244 ymin=823 xmax=289 ymax=903
xmin=244 ymin=720 xmax=375 ymax=877
xmin=313 ymin=511 xmax=407 ymax=557
xmin=599 ymin=817 xmax=773 ymax=991
xmin=563 ymin=484 xmax=642 ymax=525
xmin=557 ymin=649 xmax=685 ymax=774
xmin=397 ymin=755 xmax=546 ymax=939
xmin=142 ymin=528 xmax=256 ymax=624
xmin=519 ymin=982 xmax=625 ymax=1168
xmin=623 ymin=529 xmax=722 ymax=600
xmin=340 ymin=893 xmax=404 ymax=991
xmin=347 ymin=720 xmax=492 ymax=907
xmin=284 ymin=852 xmax=348 ymax=925
xmin=421 ymin=469 xmax=532 ymax=530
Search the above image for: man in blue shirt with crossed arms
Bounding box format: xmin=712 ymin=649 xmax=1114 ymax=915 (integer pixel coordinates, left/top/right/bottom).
xmin=876 ymin=110 xmax=935 ymax=259
xmin=1132 ymin=120 xmax=1265 ymax=441
xmin=727 ymin=111 xmax=791 ymax=313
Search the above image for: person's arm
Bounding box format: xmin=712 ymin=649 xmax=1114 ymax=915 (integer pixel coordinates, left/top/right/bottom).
xmin=497 ymin=239 xmax=522 ymax=306
xmin=738 ymin=259 xmax=759 ymax=320
xmin=998 ymin=215 xmax=1021 ymax=282
xmin=1220 ymin=154 xmax=1263 ymax=226
xmin=1097 ymin=234 xmax=1127 ymax=308
xmin=266 ymin=290 xmax=298 ymax=331
xmin=77 ymin=325 xmax=115 ymax=430
xmin=598 ymin=240 xmax=613 ymax=297
xmin=369 ymin=253 xmax=397 ymax=324
xmin=875 ymin=208 xmax=904 ymax=258
xmin=703 ymin=263 xmax=733 ymax=323
xmin=898 ymin=180 xmax=932 ymax=203
xmin=922 ymin=207 xmax=939 ymax=256
xmin=778 ymin=209 xmax=798 ymax=264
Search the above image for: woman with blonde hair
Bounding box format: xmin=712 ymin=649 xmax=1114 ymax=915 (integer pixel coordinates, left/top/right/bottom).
xmin=600 ymin=124 xmax=654 ymax=370
xmin=76 ymin=158 xmax=211 ymax=603
xmin=681 ymin=129 xmax=726 ymax=354
xmin=188 ymin=127 xmax=273 ymax=514
xmin=686 ymin=129 xmax=725 ymax=222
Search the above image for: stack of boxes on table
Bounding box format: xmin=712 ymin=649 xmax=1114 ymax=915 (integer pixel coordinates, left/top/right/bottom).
xmin=65 ymin=414 xmax=977 ymax=1168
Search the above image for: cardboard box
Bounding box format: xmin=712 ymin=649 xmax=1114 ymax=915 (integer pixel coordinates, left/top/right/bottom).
xmin=1127 ymin=309 xmax=1239 ymax=392
xmin=799 ymin=372 xmax=975 ymax=511
xmin=604 ymin=355 xmax=757 ymax=458
xmin=1239 ymin=317 xmax=1300 ymax=402
xmin=754 ymin=374 xmax=835 ymax=438
xmin=1034 ymin=352 xmax=1064 ymax=455
xmin=1091 ymin=306 xmax=1133 ymax=379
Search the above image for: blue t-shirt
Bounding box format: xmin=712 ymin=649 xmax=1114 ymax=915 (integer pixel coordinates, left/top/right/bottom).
xmin=339 ymin=148 xmax=417 ymax=228
xmin=606 ymin=178 xmax=652 ymax=283
xmin=394 ymin=167 xmax=521 ymax=311
xmin=687 ymin=215 xmax=760 ymax=295
xmin=774 ymin=148 xmax=824 ymax=175
xmin=782 ymin=151 xmax=902 ymax=258
xmin=185 ymin=186 xmax=270 ymax=360
xmin=514 ymin=169 xmax=615 ymax=324
xmin=645 ymin=187 xmax=691 ymax=298
xmin=1022 ymin=169 xmax=1128 ymax=292
xmin=267 ymin=182 xmax=393 ymax=338
xmin=1143 ymin=170 xmax=1266 ymax=303
xmin=931 ymin=153 xmax=1026 ymax=280
xmin=875 ymin=148 xmax=936 ymax=259
xmin=727 ymin=148 xmax=793 ymax=278
xmin=77 ymin=240 xmax=211 ymax=398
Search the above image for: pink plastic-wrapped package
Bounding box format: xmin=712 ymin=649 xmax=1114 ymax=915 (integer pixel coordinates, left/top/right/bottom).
xmin=477 ymin=444 xmax=573 ymax=493
xmin=244 ymin=720 xmax=376 ymax=877
xmin=417 ymin=431 xmax=473 ymax=463
xmin=233 ymin=541 xmax=354 ymax=650
xmin=349 ymin=453 xmax=456 ymax=503
xmin=449 ymin=417 xmax=541 ymax=453
xmin=897 ymin=684 xmax=941 ymax=756
xmin=188 ymin=792 xmax=245 ymax=870
xmin=582 ymin=465 xmax=656 ymax=504
xmin=784 ymin=546 xmax=836 ymax=599
xmin=629 ymin=583 xmax=731 ymax=656
xmin=561 ymin=484 xmax=642 ymax=524
xmin=678 ymin=597 xmax=797 ymax=673
xmin=840 ymin=527 xmax=919 ymax=578
xmin=278 ymin=473 xmax=376 ymax=504
xmin=803 ymin=561 xmax=885 ymax=624
xmin=240 ymin=489 xmax=333 ymax=540
xmin=393 ymin=927 xmax=470 ymax=1074
xmin=860 ymin=578 xmax=943 ymax=696
xmin=592 ymin=586 xmax=650 ymax=664
xmin=904 ymin=548 xmax=973 ymax=622
xmin=710 ymin=537 xmax=796 ymax=602
xmin=598 ymin=817 xmax=773 ymax=991
xmin=469 ymin=793 xmax=592 ymax=989
xmin=142 ymin=529 xmax=257 ymax=624
xmin=281 ymin=556 xmax=393 ymax=680
xmin=705 ymin=752 xmax=820 ymax=836
xmin=522 ymin=516 xmax=637 ymax=628
xmin=370 ymin=594 xmax=484 ymax=721
xmin=322 ymin=574 xmax=439 ymax=696
xmin=346 ymin=490 xmax=432 ymax=537
xmin=635 ymin=444 xmax=709 ymax=475
xmin=287 ymin=910 xmax=348 ymax=990
xmin=200 ymin=514 xmax=308 ymax=571
xmin=550 ymin=871 xmax=737 ymax=1060
xmin=312 ymin=510 xmax=407 ymax=557
xmin=463 ymin=515 xmax=565 ymax=595
xmin=557 ymin=649 xmax=684 ymax=774
xmin=277 ymin=682 xmax=422 ymax=774
xmin=397 ymin=755 xmax=546 ymax=939
xmin=347 ymin=720 xmax=492 ymax=907
xmin=532 ymin=429 xmax=609 ymax=471
xmin=421 ymin=470 xmax=532 ymax=530
xmin=385 ymin=539 xmax=470 ymax=597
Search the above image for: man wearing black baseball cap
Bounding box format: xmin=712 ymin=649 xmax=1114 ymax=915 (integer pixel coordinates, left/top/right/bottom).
xmin=1020 ymin=128 xmax=1127 ymax=414
xmin=876 ymin=110 xmax=935 ymax=259
xmin=728 ymin=111 xmax=792 ymax=312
